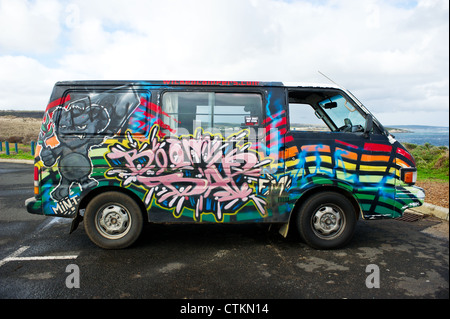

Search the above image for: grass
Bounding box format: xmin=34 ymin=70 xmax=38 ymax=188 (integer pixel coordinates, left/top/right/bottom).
xmin=1 ymin=141 xmax=449 ymax=182
xmin=0 ymin=143 xmax=35 ymax=160
xmin=404 ymin=143 xmax=449 ymax=182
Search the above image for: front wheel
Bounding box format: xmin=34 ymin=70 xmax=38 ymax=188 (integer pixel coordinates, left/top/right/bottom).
xmin=84 ymin=192 xmax=144 ymax=249
xmin=296 ymin=192 xmax=357 ymax=249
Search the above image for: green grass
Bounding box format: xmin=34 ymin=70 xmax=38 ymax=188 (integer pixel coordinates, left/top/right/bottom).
xmin=0 ymin=143 xmax=35 ymax=160
xmin=404 ymin=143 xmax=449 ymax=182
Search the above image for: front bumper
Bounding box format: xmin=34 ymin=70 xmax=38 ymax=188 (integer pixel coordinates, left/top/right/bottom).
xmin=25 ymin=196 xmax=43 ymax=215
xmin=396 ymin=185 xmax=426 ymax=210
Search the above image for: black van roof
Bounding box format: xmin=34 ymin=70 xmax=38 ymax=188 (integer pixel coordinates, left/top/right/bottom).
xmin=54 ymin=80 xmax=341 ymax=89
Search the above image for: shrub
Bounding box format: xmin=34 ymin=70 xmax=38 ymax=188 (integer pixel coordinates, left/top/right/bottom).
xmin=7 ymin=136 xmax=23 ymax=143
xmin=433 ymin=150 xmax=449 ymax=170
xmin=22 ymin=133 xmax=38 ymax=144
xmin=405 ymin=143 xmax=449 ymax=180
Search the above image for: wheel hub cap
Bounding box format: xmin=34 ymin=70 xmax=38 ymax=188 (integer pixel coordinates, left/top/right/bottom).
xmin=312 ymin=206 xmax=342 ymax=236
xmin=97 ymin=204 xmax=131 ymax=239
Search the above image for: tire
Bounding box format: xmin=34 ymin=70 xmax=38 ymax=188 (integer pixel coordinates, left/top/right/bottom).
xmin=84 ymin=192 xmax=144 ymax=249
xmin=296 ymin=192 xmax=357 ymax=249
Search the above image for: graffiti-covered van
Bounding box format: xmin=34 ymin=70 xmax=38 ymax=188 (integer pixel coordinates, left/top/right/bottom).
xmin=25 ymin=80 xmax=425 ymax=249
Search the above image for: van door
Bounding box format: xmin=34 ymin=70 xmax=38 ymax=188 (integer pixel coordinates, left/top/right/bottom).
xmin=285 ymin=88 xmax=396 ymax=219
xmin=148 ymin=89 xmax=272 ymax=223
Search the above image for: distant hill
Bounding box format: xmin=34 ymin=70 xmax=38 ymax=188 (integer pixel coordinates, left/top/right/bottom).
xmin=387 ymin=125 xmax=449 ymax=133
xmin=0 ymin=110 xmax=44 ymax=119
xmin=385 ymin=126 xmax=412 ymax=133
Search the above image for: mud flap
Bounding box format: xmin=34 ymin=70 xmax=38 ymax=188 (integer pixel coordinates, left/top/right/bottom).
xmin=69 ymin=214 xmax=83 ymax=234
xmin=278 ymin=223 xmax=289 ymax=238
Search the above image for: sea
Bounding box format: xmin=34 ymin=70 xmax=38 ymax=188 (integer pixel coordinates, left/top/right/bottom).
xmin=388 ymin=125 xmax=449 ymax=147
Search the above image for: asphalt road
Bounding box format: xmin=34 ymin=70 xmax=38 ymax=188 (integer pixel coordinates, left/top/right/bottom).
xmin=0 ymin=162 xmax=448 ymax=306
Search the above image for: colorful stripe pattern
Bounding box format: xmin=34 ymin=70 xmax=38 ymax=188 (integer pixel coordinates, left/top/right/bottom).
xmin=284 ymin=136 xmax=423 ymax=219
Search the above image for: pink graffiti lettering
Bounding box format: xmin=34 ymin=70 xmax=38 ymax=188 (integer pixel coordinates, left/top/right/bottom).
xmin=105 ymin=126 xmax=271 ymax=221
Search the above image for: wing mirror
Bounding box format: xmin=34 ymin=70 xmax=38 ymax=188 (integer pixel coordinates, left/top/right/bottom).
xmin=364 ymin=114 xmax=373 ymax=138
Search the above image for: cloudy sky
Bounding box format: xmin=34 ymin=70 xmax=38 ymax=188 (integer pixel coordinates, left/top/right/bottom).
xmin=0 ymin=0 xmax=448 ymax=126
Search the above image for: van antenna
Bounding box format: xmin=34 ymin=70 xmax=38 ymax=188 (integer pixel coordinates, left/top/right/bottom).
xmin=318 ymin=71 xmax=342 ymax=88
xmin=318 ymin=71 xmax=387 ymax=135
xmin=318 ymin=71 xmax=359 ymax=105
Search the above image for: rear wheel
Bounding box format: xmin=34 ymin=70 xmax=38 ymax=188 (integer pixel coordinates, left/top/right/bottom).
xmin=84 ymin=192 xmax=143 ymax=249
xmin=296 ymin=192 xmax=357 ymax=249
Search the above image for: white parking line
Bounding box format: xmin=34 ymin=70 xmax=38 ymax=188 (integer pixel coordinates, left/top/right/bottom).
xmin=0 ymin=246 xmax=78 ymax=268
xmin=0 ymin=246 xmax=30 ymax=267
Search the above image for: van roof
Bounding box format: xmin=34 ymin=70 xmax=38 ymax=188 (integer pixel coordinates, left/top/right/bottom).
xmin=54 ymin=80 xmax=341 ymax=90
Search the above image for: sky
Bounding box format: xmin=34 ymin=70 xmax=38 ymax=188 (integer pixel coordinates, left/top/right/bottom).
xmin=0 ymin=0 xmax=448 ymax=127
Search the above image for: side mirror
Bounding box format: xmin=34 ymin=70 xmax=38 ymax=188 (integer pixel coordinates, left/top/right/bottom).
xmin=364 ymin=114 xmax=373 ymax=138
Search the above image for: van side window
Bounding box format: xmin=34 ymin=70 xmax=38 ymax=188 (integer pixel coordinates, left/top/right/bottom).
xmin=288 ymin=90 xmax=366 ymax=133
xmin=288 ymin=103 xmax=330 ymax=132
xmin=318 ymin=94 xmax=366 ymax=132
xmin=55 ymin=90 xmax=145 ymax=137
xmin=161 ymin=92 xmax=263 ymax=137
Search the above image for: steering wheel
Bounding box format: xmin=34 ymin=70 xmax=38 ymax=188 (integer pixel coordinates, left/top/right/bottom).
xmin=338 ymin=118 xmax=353 ymax=132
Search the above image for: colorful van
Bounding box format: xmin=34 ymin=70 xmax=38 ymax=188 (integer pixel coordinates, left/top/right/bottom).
xmin=25 ymin=80 xmax=425 ymax=249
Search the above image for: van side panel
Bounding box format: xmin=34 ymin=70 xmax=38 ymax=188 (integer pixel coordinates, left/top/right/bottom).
xmin=101 ymin=86 xmax=292 ymax=223
xmin=34 ymin=84 xmax=295 ymax=223
xmin=283 ymin=131 xmax=423 ymax=219
xmin=32 ymin=82 xmax=423 ymax=223
xmin=36 ymin=85 xmax=146 ymax=217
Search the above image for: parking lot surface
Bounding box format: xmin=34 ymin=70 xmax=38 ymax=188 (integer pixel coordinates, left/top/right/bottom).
xmin=1 ymin=162 xmax=448 ymax=305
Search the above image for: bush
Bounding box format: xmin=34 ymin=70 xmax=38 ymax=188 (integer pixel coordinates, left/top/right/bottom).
xmin=433 ymin=150 xmax=449 ymax=170
xmin=405 ymin=143 xmax=449 ymax=180
xmin=22 ymin=133 xmax=38 ymax=144
xmin=403 ymin=142 xmax=417 ymax=150
xmin=7 ymin=136 xmax=23 ymax=143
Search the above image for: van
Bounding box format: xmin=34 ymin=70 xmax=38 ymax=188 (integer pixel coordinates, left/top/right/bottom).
xmin=25 ymin=80 xmax=425 ymax=249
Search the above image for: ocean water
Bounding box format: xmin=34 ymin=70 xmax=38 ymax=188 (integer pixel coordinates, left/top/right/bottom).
xmin=389 ymin=125 xmax=449 ymax=147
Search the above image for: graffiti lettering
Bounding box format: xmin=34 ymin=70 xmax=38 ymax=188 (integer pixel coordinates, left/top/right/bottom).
xmin=105 ymin=126 xmax=271 ymax=221
xmin=51 ymin=194 xmax=80 ymax=215
xmin=258 ymin=174 xmax=292 ymax=197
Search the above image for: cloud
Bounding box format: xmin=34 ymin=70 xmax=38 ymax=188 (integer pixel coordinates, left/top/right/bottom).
xmin=0 ymin=0 xmax=62 ymax=54
xmin=0 ymin=0 xmax=448 ymax=126
xmin=0 ymin=55 xmax=62 ymax=107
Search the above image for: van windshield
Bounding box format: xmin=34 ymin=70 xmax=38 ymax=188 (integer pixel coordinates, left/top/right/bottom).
xmin=318 ymin=94 xmax=366 ymax=132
